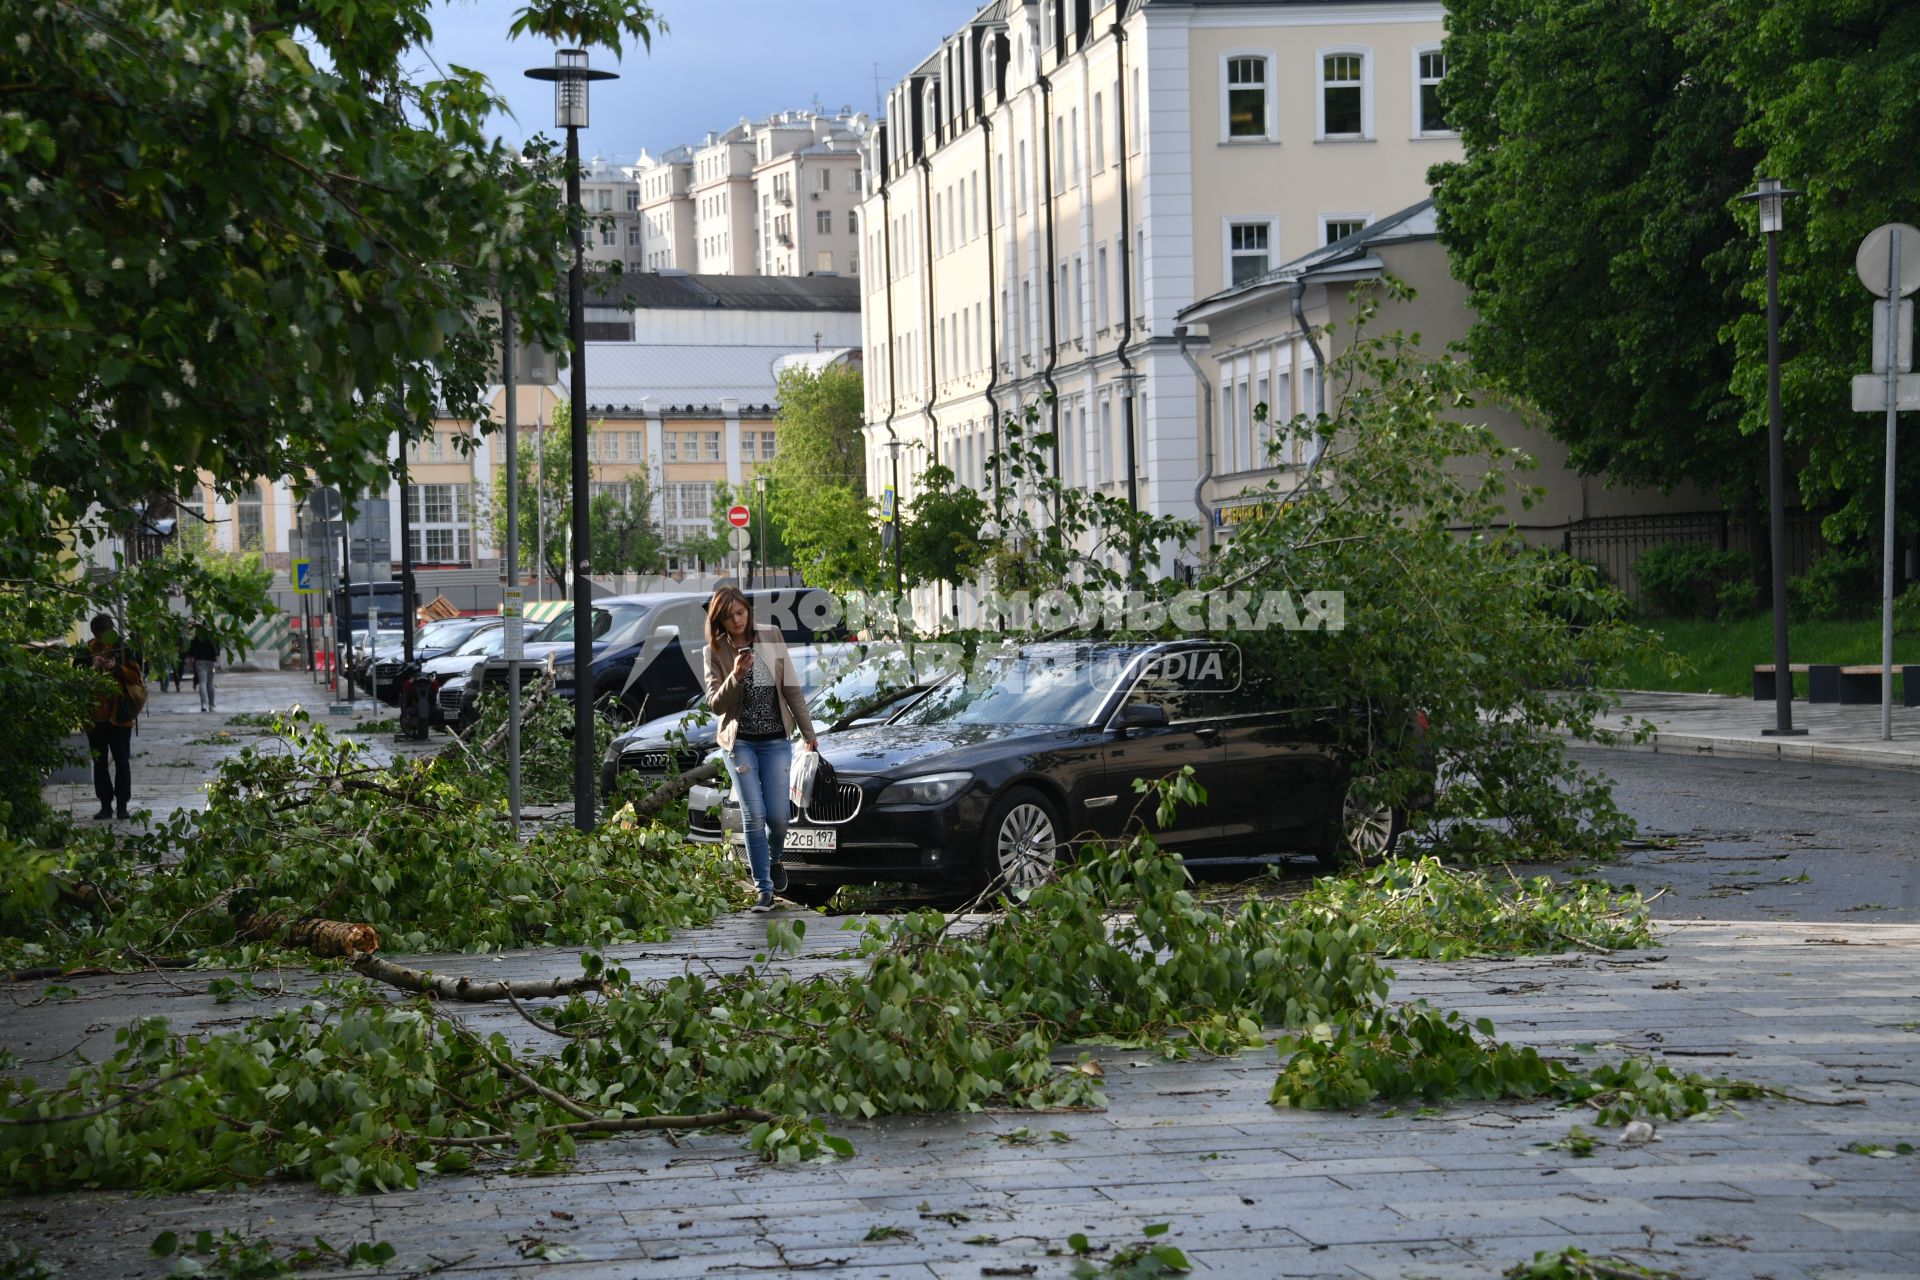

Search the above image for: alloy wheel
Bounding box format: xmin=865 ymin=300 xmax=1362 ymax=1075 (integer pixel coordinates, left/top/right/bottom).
xmin=995 ymin=802 xmax=1058 ymax=890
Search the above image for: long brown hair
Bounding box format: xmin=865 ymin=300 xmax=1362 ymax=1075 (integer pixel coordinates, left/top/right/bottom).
xmin=707 ymin=586 xmax=751 ymax=649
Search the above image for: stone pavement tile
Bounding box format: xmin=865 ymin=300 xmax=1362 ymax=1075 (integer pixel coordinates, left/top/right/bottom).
xmin=1800 ymin=1208 xmax=1920 ymax=1232
xmin=1199 ymin=1156 xmax=1440 ymax=1183
xmin=1185 ymin=1239 xmax=1474 ymax=1279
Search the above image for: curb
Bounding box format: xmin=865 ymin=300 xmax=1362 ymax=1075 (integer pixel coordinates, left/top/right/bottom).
xmin=1579 ymin=729 xmax=1920 ymax=774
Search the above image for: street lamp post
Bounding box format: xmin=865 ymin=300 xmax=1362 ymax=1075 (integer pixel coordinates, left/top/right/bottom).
xmin=527 ymin=49 xmax=618 ymax=831
xmin=1739 ymin=177 xmax=1805 ymax=738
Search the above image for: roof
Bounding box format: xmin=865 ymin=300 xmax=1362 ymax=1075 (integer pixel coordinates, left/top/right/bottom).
xmin=1177 ymin=199 xmax=1437 ymax=323
xmin=584 ymin=344 xmax=824 ymax=409
xmin=590 ymin=272 xmax=861 ymax=313
xmin=772 ymin=348 xmax=861 ymax=378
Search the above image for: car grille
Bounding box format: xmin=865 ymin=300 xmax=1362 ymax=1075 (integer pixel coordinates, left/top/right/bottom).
xmin=688 ymin=806 xmax=721 ymax=835
xmin=619 ymin=748 xmax=705 ymax=774
xmin=802 ymin=781 xmax=863 ymax=826
xmin=437 ymin=686 xmax=465 ymax=714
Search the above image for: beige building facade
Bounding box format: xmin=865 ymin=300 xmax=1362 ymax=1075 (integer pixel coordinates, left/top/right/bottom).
xmin=752 ymin=111 xmax=870 ymax=278
xmin=860 ymin=0 xmax=1459 ymax=572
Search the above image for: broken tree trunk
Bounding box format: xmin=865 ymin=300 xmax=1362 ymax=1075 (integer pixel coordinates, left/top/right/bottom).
xmin=351 ymin=954 xmax=604 ymax=1002
xmin=231 ymin=912 xmax=381 ymax=957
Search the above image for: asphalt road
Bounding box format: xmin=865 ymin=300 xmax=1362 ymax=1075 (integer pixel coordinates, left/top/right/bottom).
xmin=1563 ymin=746 xmax=1920 ymax=925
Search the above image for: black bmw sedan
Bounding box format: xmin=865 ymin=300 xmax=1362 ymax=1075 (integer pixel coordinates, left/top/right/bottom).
xmin=768 ymin=640 xmax=1412 ymax=903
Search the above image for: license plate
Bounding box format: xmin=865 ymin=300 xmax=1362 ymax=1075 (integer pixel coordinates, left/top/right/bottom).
xmin=785 ymin=827 xmax=836 ymax=853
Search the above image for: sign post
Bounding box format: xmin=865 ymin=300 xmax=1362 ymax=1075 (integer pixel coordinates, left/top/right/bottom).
xmin=1852 ymin=222 xmax=1920 ymax=741
xmin=727 ymin=506 xmax=752 ymax=581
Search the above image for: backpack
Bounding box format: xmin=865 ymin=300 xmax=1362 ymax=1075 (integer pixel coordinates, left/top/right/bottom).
xmin=110 ymin=652 xmax=147 ymax=728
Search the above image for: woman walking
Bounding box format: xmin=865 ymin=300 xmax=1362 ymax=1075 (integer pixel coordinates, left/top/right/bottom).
xmin=702 ymin=586 xmax=817 ymax=912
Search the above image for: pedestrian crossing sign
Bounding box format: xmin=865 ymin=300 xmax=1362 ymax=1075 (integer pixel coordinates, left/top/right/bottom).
xmin=293 ymin=559 xmax=315 ymax=594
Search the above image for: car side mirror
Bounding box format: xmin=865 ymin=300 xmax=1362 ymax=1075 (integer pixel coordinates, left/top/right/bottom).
xmin=1116 ymin=703 xmax=1168 ymax=730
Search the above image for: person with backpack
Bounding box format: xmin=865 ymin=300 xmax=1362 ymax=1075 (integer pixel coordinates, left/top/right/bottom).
xmin=82 ymin=614 xmax=145 ymax=820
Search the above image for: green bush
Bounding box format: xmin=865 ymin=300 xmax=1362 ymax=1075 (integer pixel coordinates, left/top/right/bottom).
xmin=1789 ymin=547 xmax=1880 ymax=621
xmin=1632 ymin=543 xmax=1755 ymax=619
xmin=1897 ymin=584 xmax=1920 ymax=637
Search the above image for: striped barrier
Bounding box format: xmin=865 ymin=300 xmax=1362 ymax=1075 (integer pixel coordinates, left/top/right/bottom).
xmin=231 ymin=612 xmax=292 ymax=671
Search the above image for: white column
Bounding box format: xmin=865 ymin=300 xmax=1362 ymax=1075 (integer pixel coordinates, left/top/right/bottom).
xmin=271 ymin=475 xmax=295 ymax=555
xmin=643 ymin=398 xmax=665 ymax=529
xmin=721 ymin=397 xmax=743 ymax=487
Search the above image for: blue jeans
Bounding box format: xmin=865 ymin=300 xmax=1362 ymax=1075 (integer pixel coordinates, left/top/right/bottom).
xmin=727 ymin=736 xmax=792 ymax=895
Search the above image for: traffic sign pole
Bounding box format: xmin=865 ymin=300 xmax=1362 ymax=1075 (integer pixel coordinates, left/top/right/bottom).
xmin=1881 ymin=229 xmax=1901 ymax=742
xmin=1854 ymin=223 xmax=1918 ymax=742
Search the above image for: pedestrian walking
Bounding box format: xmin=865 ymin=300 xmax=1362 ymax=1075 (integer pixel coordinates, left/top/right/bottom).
xmin=702 ymin=586 xmax=817 ymax=912
xmin=79 ymin=615 xmax=144 ymax=820
xmin=187 ymin=625 xmax=219 ymax=711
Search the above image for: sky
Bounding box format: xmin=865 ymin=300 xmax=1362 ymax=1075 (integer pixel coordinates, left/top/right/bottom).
xmin=420 ymin=0 xmax=982 ymax=160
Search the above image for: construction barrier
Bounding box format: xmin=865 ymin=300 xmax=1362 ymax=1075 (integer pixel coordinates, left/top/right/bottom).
xmin=230 ymin=612 xmax=292 ymax=671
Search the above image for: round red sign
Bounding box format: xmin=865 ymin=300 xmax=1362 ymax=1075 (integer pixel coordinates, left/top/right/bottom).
xmin=727 ymin=505 xmax=751 ymax=528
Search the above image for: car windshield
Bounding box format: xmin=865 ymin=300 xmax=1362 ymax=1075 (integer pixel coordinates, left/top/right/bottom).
xmin=454 ymin=628 xmax=505 ymax=657
xmin=534 ymin=601 xmax=653 ymax=644
xmin=892 ymin=652 xmax=1113 ymax=727
xmin=416 ymin=621 xmax=470 ymax=649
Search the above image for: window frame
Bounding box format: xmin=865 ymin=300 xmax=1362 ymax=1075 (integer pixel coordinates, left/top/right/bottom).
xmin=1412 ymin=44 xmax=1455 ymax=137
xmin=1318 ymin=212 xmax=1371 ymax=247
xmin=1222 ymin=216 xmax=1279 ymax=289
xmin=1219 ymin=50 xmax=1276 ymax=143
xmin=1316 ymin=45 xmax=1373 ymax=141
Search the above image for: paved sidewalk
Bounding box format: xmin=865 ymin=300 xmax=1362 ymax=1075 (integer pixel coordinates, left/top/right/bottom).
xmin=4 ymin=919 xmax=1917 ymax=1279
xmin=45 ymin=669 xmax=436 ymax=827
xmin=1588 ymin=690 xmax=1920 ymax=773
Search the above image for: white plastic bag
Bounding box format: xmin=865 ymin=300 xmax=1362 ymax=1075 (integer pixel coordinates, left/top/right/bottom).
xmin=789 ymin=749 xmax=820 ymax=809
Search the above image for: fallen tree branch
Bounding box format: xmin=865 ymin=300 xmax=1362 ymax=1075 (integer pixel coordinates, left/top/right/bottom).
xmin=350 ymin=954 xmax=603 ymax=1002
xmin=426 ymin=1104 xmax=780 ymax=1148
xmin=625 ymin=759 xmax=724 ymax=824
xmin=0 ymin=1072 xmax=177 ymax=1127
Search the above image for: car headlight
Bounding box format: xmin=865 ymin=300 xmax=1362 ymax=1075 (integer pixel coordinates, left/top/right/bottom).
xmin=876 ymin=772 xmax=973 ymax=807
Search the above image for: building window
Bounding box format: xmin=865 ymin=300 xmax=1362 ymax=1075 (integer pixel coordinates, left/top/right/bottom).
xmin=1228 ymin=221 xmax=1272 ymax=286
xmin=818 ymin=167 xmax=833 ymax=192
xmin=817 ymin=250 xmax=833 ymax=273
xmin=597 ymin=191 xmax=611 ymax=211
xmin=625 ymin=189 xmax=639 ymax=211
xmin=1416 ymin=49 xmax=1450 ymax=133
xmin=816 ymin=210 xmax=832 ymax=234
xmin=849 ymin=250 xmax=859 ymax=275
xmin=600 ymin=226 xmax=615 ymax=247
xmin=1225 ymin=56 xmax=1269 ymax=139
xmin=627 ymin=224 xmax=642 ymax=247
xmin=1321 ymin=51 xmax=1367 ymax=138
xmin=407 ymin=483 xmax=471 ymax=565
xmin=624 ymin=431 xmax=646 ymax=462
xmin=702 ymin=430 xmax=721 ymax=461
xmin=1096 ymin=244 xmax=1111 ymax=330
xmin=663 ymin=431 xmax=679 ymax=462
xmin=234 ymin=486 xmax=264 ymax=552
xmin=1321 ymin=215 xmax=1367 ymax=245
xmin=847 ymin=210 xmax=857 ymax=234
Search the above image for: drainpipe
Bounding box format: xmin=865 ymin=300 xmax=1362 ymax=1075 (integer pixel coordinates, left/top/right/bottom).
xmin=1290 ymin=274 xmax=1328 ymax=485
xmin=879 ymin=170 xmax=902 ymax=593
xmin=981 ymin=110 xmax=1003 ymax=517
xmin=919 ymin=154 xmax=940 ymax=467
xmin=1037 ymin=61 xmax=1063 ymax=525
xmin=1175 ymin=324 xmax=1214 ymax=550
xmin=1112 ymin=16 xmax=1138 ymax=520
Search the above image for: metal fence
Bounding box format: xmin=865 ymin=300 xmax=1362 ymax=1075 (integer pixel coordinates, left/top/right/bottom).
xmin=1563 ymin=509 xmax=1830 ymax=605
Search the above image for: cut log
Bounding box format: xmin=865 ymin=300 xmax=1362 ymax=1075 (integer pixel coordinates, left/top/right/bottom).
xmin=350 ymin=954 xmax=603 ymax=1002
xmin=231 ymin=912 xmax=381 ymax=956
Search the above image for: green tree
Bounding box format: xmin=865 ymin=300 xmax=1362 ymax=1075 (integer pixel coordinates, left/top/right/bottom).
xmin=0 ymin=0 xmax=659 ymax=578
xmin=900 ymin=464 xmax=990 ymax=593
xmin=759 ymin=363 xmax=879 ymax=591
xmin=1432 ymin=0 xmax=1920 ymax=544
xmin=589 ymin=469 xmax=665 ymax=576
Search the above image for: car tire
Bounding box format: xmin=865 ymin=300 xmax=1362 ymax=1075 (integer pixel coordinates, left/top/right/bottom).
xmin=1315 ymin=771 xmax=1404 ymax=872
xmin=981 ymin=787 xmax=1063 ymax=894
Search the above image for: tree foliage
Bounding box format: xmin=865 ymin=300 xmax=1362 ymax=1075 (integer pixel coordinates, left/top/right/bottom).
xmin=0 ymin=0 xmax=659 ymax=576
xmin=1433 ymin=0 xmax=1920 ymax=541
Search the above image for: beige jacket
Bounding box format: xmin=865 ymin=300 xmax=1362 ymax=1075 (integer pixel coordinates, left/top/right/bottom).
xmin=703 ymin=624 xmax=818 ymax=751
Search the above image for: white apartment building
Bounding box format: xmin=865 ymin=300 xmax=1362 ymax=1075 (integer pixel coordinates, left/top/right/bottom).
xmin=859 ymin=0 xmax=1460 ymax=573
xmin=579 ymin=155 xmax=646 ymax=270
xmin=636 ymin=145 xmax=696 ymax=272
xmin=689 ymin=125 xmax=758 ymax=275
xmin=753 ymin=111 xmax=870 ymax=278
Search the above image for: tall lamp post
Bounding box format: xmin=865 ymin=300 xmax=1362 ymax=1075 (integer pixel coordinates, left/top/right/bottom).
xmin=1739 ymin=177 xmax=1805 ymax=738
xmin=527 ymin=48 xmax=618 ymax=831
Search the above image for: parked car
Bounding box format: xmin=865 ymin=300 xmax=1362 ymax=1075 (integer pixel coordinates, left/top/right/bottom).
xmin=601 ymin=642 xmax=944 ymax=811
xmin=364 ymin=616 xmax=499 ymax=704
xmin=716 ymin=640 xmax=1426 ymax=904
xmin=418 ymin=623 xmax=507 ymax=731
xmin=519 ymin=587 xmax=847 ymax=723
